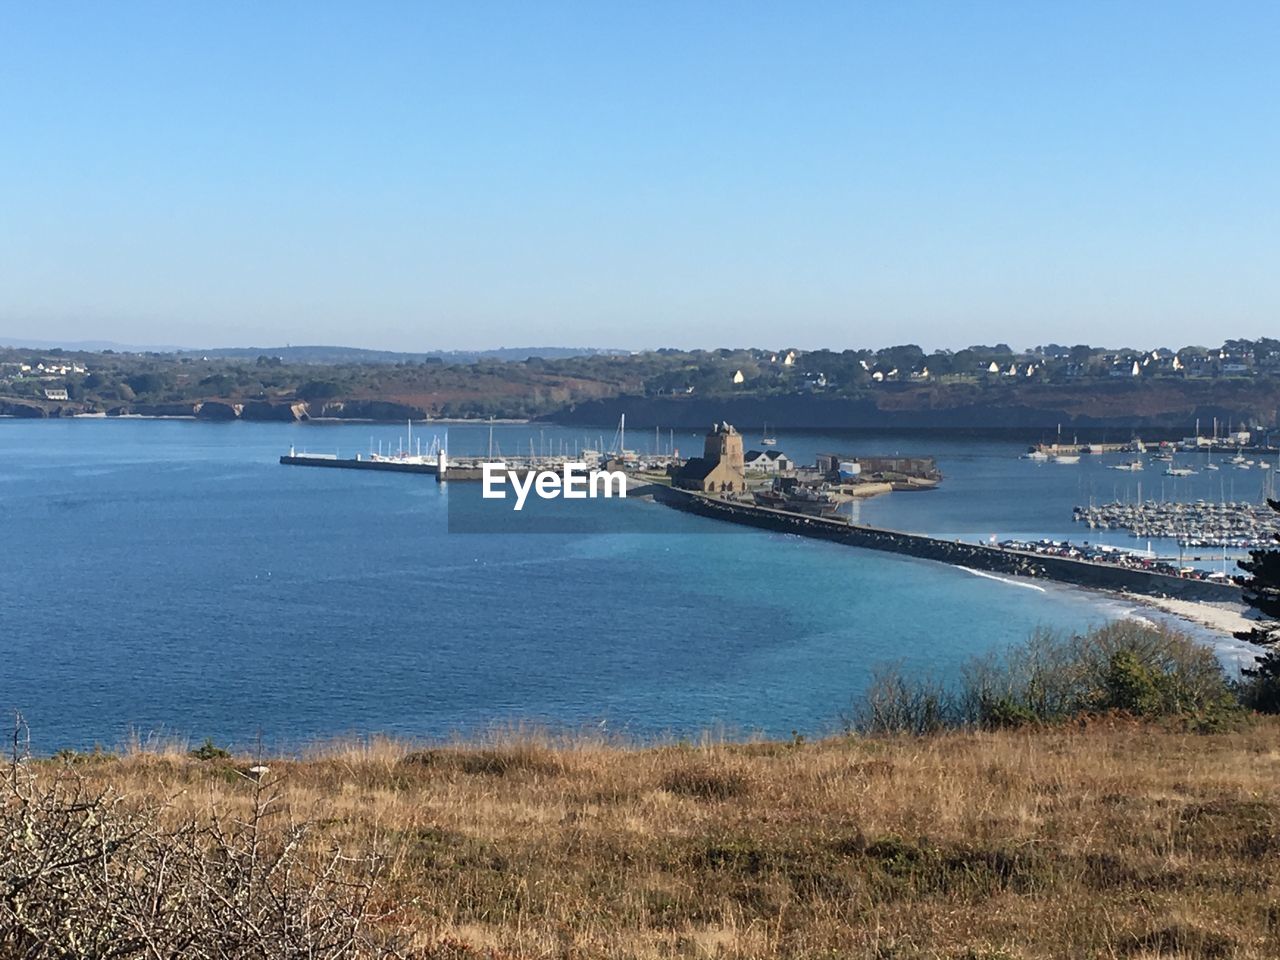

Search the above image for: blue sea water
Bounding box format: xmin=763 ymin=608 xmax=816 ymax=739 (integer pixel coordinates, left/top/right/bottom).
xmin=0 ymin=419 xmax=1259 ymax=752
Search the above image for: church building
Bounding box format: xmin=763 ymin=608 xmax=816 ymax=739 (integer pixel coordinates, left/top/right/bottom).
xmin=672 ymin=422 xmax=747 ymax=494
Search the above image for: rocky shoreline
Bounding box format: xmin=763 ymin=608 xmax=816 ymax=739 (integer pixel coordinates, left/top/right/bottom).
xmin=0 ymin=398 xmax=536 ymax=424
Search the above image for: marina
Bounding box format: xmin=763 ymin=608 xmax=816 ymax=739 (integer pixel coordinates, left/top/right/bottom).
xmin=279 ymin=415 xmax=686 ymax=481
xmin=1074 ymin=499 xmax=1280 ymax=549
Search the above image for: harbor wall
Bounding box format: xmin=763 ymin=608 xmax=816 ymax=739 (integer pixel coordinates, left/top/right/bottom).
xmin=279 ymin=455 xmax=543 ymax=482
xmin=279 ymin=455 xmax=437 ymax=475
xmin=655 ymin=487 xmax=1241 ymax=603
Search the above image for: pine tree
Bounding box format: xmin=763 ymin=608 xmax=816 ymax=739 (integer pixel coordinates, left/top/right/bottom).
xmin=1235 ymin=497 xmax=1280 ymax=711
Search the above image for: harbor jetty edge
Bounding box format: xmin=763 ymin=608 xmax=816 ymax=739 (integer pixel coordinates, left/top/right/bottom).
xmin=652 ymin=486 xmax=1240 ymax=603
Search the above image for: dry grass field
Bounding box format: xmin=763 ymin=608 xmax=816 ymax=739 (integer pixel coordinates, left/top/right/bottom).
xmin=13 ymin=720 xmax=1280 ymax=959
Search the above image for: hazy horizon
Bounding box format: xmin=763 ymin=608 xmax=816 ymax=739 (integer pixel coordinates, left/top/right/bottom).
xmin=3 ymin=2 xmax=1277 ymax=351
xmin=1 ymin=333 xmax=1264 ymax=358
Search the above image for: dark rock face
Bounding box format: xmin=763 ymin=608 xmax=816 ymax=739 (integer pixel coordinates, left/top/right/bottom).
xmin=316 ymin=400 xmax=428 ymax=421
xmin=0 ymin=400 xmax=47 ymax=418
xmin=126 ymin=403 xmax=200 ymax=417
xmin=195 ymin=401 xmax=242 ymax=420
xmin=240 ymin=400 xmax=308 ymax=422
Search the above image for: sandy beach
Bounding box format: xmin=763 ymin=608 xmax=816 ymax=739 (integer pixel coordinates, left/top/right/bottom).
xmin=1124 ymin=592 xmax=1254 ymax=637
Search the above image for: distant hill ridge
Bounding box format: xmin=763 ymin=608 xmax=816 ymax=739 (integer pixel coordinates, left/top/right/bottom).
xmin=0 ymin=338 xmax=627 ymax=364
xmin=186 ymin=345 xmax=629 ymax=364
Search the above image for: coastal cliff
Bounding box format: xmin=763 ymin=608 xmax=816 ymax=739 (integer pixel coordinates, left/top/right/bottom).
xmin=548 ymin=379 xmax=1280 ymax=431
xmin=5 ymin=377 xmax=1279 ymax=431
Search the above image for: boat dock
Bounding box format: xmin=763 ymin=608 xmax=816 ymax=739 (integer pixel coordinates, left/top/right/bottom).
xmin=280 ymin=445 xmax=644 ymax=483
xmin=1030 ymin=442 xmax=1134 ymax=455
xmin=279 ymin=414 xmax=681 ymax=482
xmin=279 ymin=449 xmax=580 ymax=482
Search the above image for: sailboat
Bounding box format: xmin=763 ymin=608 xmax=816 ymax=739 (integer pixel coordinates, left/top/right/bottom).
xmin=760 ymin=422 xmax=777 ymax=446
xmin=1050 ymin=433 xmax=1081 ymax=463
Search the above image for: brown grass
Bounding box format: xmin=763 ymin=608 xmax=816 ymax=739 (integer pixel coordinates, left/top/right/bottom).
xmin=38 ymin=721 xmax=1280 ymax=959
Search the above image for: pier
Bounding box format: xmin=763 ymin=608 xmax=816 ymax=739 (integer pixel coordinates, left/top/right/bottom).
xmin=279 ymin=451 xmax=545 ymax=482
xmin=279 ymin=448 xmax=621 ymax=483
xmin=278 ymin=414 xmax=680 ymax=482
xmin=1030 ymin=441 xmax=1134 ymax=455
xmin=654 ymin=487 xmax=1241 ymax=602
xmin=280 ymin=452 xmax=438 ymax=475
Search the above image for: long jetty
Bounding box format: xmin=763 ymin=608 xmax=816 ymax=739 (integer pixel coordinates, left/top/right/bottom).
xmin=654 ymin=487 xmax=1240 ymax=602
xmin=280 ymin=450 xmax=565 ymax=482
xmin=280 ymin=453 xmax=438 ymax=475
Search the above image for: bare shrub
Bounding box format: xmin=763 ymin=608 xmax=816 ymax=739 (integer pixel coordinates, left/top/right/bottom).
xmin=0 ymin=723 xmax=399 ymax=958
xmin=849 ymin=664 xmax=959 ymax=735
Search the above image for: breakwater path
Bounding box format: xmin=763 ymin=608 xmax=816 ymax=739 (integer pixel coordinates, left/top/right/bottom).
xmin=654 ymin=487 xmax=1240 ymax=602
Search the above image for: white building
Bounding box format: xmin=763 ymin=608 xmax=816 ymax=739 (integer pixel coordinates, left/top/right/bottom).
xmin=743 ymin=449 xmax=793 ymax=474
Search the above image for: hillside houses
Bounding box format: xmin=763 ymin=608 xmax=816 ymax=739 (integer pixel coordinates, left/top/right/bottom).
xmin=1 ymin=359 xmax=88 ymax=379
xmin=636 ymin=340 xmax=1280 ymax=399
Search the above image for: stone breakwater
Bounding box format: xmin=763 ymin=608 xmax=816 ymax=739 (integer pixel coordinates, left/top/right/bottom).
xmin=654 ymin=487 xmax=1241 ymax=603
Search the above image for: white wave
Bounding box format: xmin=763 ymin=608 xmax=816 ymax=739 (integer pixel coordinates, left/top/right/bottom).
xmin=960 ymin=567 xmax=1047 ymax=592
xmin=1119 ymin=610 xmax=1159 ymax=629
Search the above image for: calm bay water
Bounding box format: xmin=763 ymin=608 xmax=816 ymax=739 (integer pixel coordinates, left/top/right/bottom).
xmin=0 ymin=419 xmax=1258 ymax=752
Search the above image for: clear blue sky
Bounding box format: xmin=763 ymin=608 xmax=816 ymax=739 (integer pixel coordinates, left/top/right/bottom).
xmin=2 ymin=1 xmax=1277 ymax=352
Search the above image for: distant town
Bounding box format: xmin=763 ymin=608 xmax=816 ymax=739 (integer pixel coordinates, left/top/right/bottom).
xmin=2 ymin=337 xmax=1279 ymax=431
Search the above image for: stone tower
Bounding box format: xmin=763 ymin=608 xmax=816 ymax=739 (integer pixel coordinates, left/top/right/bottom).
xmin=703 ymin=422 xmax=744 ymax=474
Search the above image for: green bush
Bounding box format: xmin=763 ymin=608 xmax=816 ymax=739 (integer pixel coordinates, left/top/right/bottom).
xmin=850 ymin=622 xmax=1244 ymax=734
xmin=1101 ymin=650 xmax=1162 ymax=715
xmin=125 ymin=372 xmax=169 ymax=396
xmin=190 ymin=738 xmax=231 ymax=762
xmin=297 ymin=379 xmax=343 ymax=401
xmin=979 ymin=695 xmax=1038 ymax=730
